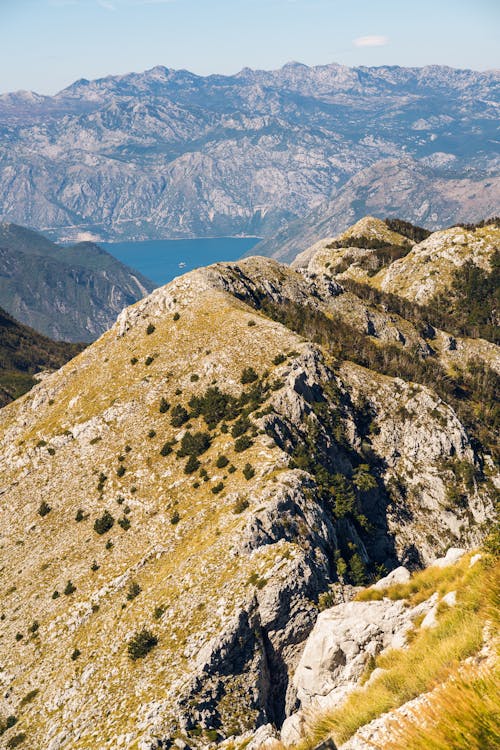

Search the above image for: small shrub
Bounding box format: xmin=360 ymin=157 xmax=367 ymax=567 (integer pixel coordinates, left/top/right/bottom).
xmin=190 ymin=373 xmax=199 ymax=382
xmin=234 ymin=435 xmax=253 ymax=452
xmin=71 ymin=648 xmax=81 ymax=661
xmin=148 ymin=429 xmax=156 ymax=438
xmin=126 ymin=581 xmax=141 ymax=601
xmin=37 ymin=501 xmax=51 ymax=517
xmin=6 ymin=733 xmax=26 ymax=749
xmin=170 ymin=511 xmax=180 ymax=525
xmin=228 ymin=464 xmax=237 ymax=473
xmin=118 ymin=516 xmax=131 ymax=531
xmin=241 ymin=367 xmax=258 ymax=384
xmin=52 ymin=591 xmax=59 ymax=599
xmin=211 ymin=482 xmax=224 ymax=494
xmin=243 ymin=463 xmax=255 ymax=480
xmin=231 ymin=417 xmax=250 ymax=437
xmin=29 ymin=621 xmax=39 ymax=634
xmin=247 ymin=320 xmax=256 ymax=326
xmin=116 ymin=465 xmax=126 ymax=478
xmin=177 ymin=430 xmax=211 ymax=457
xmin=124 ymin=445 xmax=132 ymax=453
xmin=94 ymin=511 xmax=114 ymax=535
xmin=75 ymin=509 xmax=85 ymax=522
xmin=170 ymin=404 xmax=189 ymax=427
xmin=130 ymin=357 xmax=138 ymax=365
xmin=273 ymin=353 xmax=286 ymax=365
xmin=64 ymin=580 xmax=76 ymax=596
xmin=233 ymin=497 xmax=249 ymax=514
xmin=153 ymin=606 xmax=165 ymax=620
xmin=173 ymin=312 xmax=180 ymax=321
xmin=15 ymin=633 xmax=23 ymax=642
xmin=216 ymin=455 xmax=229 ymax=468
xmin=159 ymin=397 xmax=170 ymax=413
xmin=127 ymin=628 xmax=158 ymax=660
xmin=116 ymin=496 xmax=125 ymax=504
xmin=146 ymin=323 xmax=155 ymax=335
xmin=184 ymin=455 xmax=200 ymax=474
xmin=91 ymin=560 xmax=100 ymax=572
xmin=145 ymin=356 xmax=154 ymax=366
xmin=0 ymin=716 xmax=17 ymax=736
xmin=105 ymin=540 xmax=113 ymax=550
xmin=160 ymin=440 xmax=175 ymax=457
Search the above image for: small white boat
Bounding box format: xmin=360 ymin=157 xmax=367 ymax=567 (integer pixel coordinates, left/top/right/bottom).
xmin=178 ymin=261 xmax=186 ymax=268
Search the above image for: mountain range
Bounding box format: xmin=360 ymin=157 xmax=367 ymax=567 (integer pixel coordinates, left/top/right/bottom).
xmin=0 ymin=62 xmax=498 ymax=243
xmin=0 ymin=216 xmax=497 ymax=750
xmin=0 ymin=223 xmax=155 ymax=341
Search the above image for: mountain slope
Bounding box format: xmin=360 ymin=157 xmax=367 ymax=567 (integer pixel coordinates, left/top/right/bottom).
xmin=0 ymin=63 xmax=498 ymax=241
xmin=0 ymin=306 xmax=84 ymax=407
xmin=252 ymin=158 xmax=500 ymax=263
xmin=0 ymin=219 xmax=497 ymax=749
xmin=0 ymin=223 xmax=155 ymax=341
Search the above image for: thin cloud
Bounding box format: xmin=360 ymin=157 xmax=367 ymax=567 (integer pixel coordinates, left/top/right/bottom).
xmin=97 ymin=0 xmax=116 ymax=9
xmin=353 ymin=35 xmax=389 ymax=48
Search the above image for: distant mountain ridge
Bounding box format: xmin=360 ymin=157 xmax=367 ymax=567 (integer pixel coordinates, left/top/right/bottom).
xmin=252 ymin=158 xmax=500 ymax=262
xmin=0 ymin=223 xmax=155 ymax=341
xmin=0 ymin=62 xmax=498 ymax=242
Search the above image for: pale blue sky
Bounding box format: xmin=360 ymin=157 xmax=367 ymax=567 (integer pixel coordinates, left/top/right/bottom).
xmin=0 ymin=0 xmax=498 ymax=95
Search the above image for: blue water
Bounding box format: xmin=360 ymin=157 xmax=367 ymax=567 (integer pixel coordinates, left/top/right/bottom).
xmin=102 ymin=236 xmax=261 ymax=286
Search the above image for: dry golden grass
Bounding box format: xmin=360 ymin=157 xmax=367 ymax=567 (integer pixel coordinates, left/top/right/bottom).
xmin=294 ymin=555 xmax=499 ymax=750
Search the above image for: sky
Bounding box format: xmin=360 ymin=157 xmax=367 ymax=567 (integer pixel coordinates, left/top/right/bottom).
xmin=0 ymin=0 xmax=498 ymax=95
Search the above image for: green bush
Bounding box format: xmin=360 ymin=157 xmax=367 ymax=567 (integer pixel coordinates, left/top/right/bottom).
xmin=38 ymin=501 xmax=51 ymax=517
xmin=243 ymin=463 xmax=255 ymax=480
xmin=75 ymin=509 xmax=85 ymax=522
xmin=160 ymin=440 xmax=175 ymax=456
xmin=159 ymin=398 xmax=170 ymax=413
xmin=64 ymin=580 xmax=76 ymax=595
xmin=216 ymin=455 xmax=229 ymax=468
xmin=273 ymin=353 xmax=286 ymax=365
xmin=118 ymin=516 xmax=131 ymax=531
xmin=241 ymin=367 xmax=258 ymax=384
xmin=188 ymin=387 xmax=239 ymax=429
xmin=94 ymin=511 xmax=114 ymax=535
xmin=145 ymin=356 xmax=154 ymax=366
xmin=173 ymin=312 xmax=180 ymax=321
xmin=170 ymin=511 xmax=180 ymax=524
xmin=116 ymin=465 xmax=126 ymax=477
xmin=184 ymin=455 xmax=200 ymax=474
xmin=177 ymin=430 xmax=211 ymax=458
xmin=146 ymin=323 xmax=155 ymax=335
xmin=130 ymin=357 xmax=138 ymax=365
xmin=71 ymin=648 xmax=81 ymax=661
xmin=234 ymin=435 xmax=253 ymax=452
xmin=127 ymin=628 xmax=158 ymax=660
xmin=126 ymin=581 xmax=141 ymax=600
xmin=170 ymin=404 xmax=189 ymax=427
xmin=52 ymin=591 xmax=59 ymax=599
xmin=6 ymin=733 xmax=26 ymax=749
xmin=153 ymin=606 xmax=165 ymax=620
xmin=233 ymin=497 xmax=249 ymax=513
xmin=148 ymin=429 xmax=156 ymax=438
xmin=231 ymin=417 xmax=250 ymax=437
xmin=211 ymin=482 xmax=224 ymax=494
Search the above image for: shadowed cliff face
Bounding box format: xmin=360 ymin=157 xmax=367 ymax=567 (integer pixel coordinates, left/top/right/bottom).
xmin=0 ymin=220 xmax=497 ymax=748
xmin=0 ymin=63 xmax=498 ymax=242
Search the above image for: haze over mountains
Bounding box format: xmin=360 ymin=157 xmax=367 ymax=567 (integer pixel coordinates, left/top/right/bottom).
xmin=0 ymin=62 xmax=498 ymax=243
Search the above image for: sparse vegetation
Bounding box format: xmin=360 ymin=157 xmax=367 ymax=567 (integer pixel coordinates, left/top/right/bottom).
xmin=127 ymin=628 xmax=158 ymax=660
xmin=170 ymin=404 xmax=189 ymax=427
xmin=93 ymin=511 xmax=114 ymax=535
xmin=37 ymin=501 xmax=51 ymax=517
xmin=240 ymin=366 xmax=258 ymax=384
